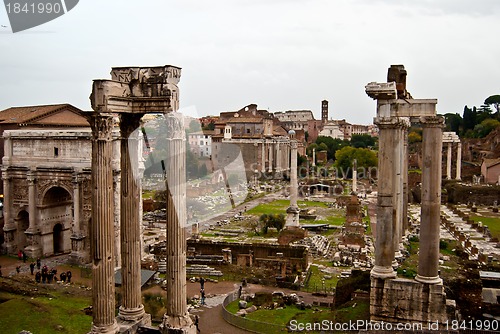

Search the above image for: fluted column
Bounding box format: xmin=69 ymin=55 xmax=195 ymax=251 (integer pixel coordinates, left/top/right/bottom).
xmin=2 ymin=168 xmax=16 ymax=254
xmin=261 ymin=139 xmax=266 ymax=173
xmin=268 ymin=141 xmax=273 ymax=173
xmin=161 ymin=113 xmax=195 ymax=334
xmin=285 ymin=135 xmax=300 ymax=227
xmin=88 ymin=113 xmax=119 ymax=334
xmin=118 ymin=114 xmax=147 ymax=322
xmin=27 ymin=171 xmax=37 ymax=231
xmin=371 ymin=117 xmax=397 ymax=279
xmin=402 ymin=128 xmax=409 ymax=233
xmin=456 ymin=141 xmax=462 ymax=180
xmin=393 ymin=123 xmax=405 ymax=261
xmin=416 ymin=116 xmax=444 ymax=285
xmin=72 ymin=173 xmax=81 ymax=234
xmin=446 ymin=142 xmax=452 ymax=180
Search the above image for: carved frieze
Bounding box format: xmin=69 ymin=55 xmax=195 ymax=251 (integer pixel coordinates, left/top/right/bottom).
xmin=12 ymin=178 xmax=28 ymax=201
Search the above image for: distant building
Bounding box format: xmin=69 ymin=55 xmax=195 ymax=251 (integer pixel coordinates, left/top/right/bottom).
xmin=481 ymin=158 xmax=500 ymax=184
xmin=188 ymin=130 xmax=214 ymax=158
xmin=212 ymin=104 xmax=292 ymax=179
xmin=319 ymin=121 xmax=344 ymax=140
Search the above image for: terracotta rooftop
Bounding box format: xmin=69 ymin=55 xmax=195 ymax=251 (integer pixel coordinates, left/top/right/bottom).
xmin=0 ymin=104 xmax=88 ymax=127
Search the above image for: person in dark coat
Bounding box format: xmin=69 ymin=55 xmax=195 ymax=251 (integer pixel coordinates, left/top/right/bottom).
xmin=60 ymin=271 xmax=66 ymax=282
xmin=35 ymin=271 xmax=41 ymax=283
xmin=29 ymin=262 xmax=35 ymax=275
xmin=66 ymin=270 xmax=72 ymax=283
xmin=36 ymin=258 xmax=41 ymax=270
xmin=200 ymin=277 xmax=205 ymax=289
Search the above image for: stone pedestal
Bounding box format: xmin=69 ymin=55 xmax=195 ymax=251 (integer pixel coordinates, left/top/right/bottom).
xmin=370 ymin=277 xmax=451 ymax=324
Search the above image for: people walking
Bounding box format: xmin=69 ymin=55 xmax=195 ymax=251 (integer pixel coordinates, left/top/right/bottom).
xmin=29 ymin=262 xmax=35 ymax=275
xmin=200 ymin=289 xmax=206 ymax=305
xmin=66 ymin=270 xmax=72 ymax=283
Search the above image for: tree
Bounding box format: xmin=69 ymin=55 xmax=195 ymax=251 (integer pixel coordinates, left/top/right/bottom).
xmin=472 ymin=118 xmax=500 ymax=138
xmin=462 ymin=105 xmax=477 ymax=133
xmin=316 ymin=136 xmax=349 ymax=160
xmin=484 ymin=95 xmax=500 ymax=117
xmin=259 ymin=213 xmax=286 ymax=234
xmin=334 ymin=146 xmax=377 ymax=178
xmin=350 ymin=134 xmax=376 ymax=148
xmin=444 ymin=113 xmax=462 ymax=133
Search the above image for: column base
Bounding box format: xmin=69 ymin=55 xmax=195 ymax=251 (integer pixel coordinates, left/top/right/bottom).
xmin=117 ymin=312 xmax=151 ymax=333
xmin=90 ymin=321 xmax=119 ymax=334
xmin=118 ymin=305 xmax=146 ymax=322
xmin=415 ymin=274 xmax=442 ymax=285
xmin=371 ymin=265 xmax=396 ymax=279
xmin=24 ymin=245 xmax=42 ymax=259
xmin=160 ymin=314 xmax=196 ymax=334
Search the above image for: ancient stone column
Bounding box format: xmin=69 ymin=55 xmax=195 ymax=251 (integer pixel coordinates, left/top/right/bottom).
xmin=72 ymin=173 xmax=81 ymax=234
xmin=285 ymin=131 xmax=300 ymax=227
xmin=352 ymin=159 xmax=357 ymax=194
xmin=371 ymin=118 xmax=397 ymax=279
xmin=312 ymin=148 xmax=316 ymax=167
xmin=261 ymin=139 xmax=266 ymax=173
xmin=456 ymin=141 xmax=462 ymax=180
xmin=446 ymin=142 xmax=452 ymax=180
xmin=118 ymin=113 xmax=148 ymax=323
xmin=27 ymin=171 xmax=37 ymax=231
xmin=393 ymin=123 xmax=405 ymax=261
xmin=88 ymin=113 xmax=119 ymax=334
xmin=2 ymin=168 xmax=16 ymax=254
xmin=402 ymin=127 xmax=409 ymax=233
xmin=276 ymin=141 xmax=281 ymax=173
xmin=416 ymin=116 xmax=444 ymax=285
xmin=268 ymin=140 xmax=273 ymax=173
xmin=161 ymin=113 xmax=195 ymax=334
xmin=24 ymin=170 xmax=41 ymax=258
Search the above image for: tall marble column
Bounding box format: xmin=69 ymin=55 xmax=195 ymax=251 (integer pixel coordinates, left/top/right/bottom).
xmin=118 ymin=114 xmax=148 ymax=324
xmin=70 ymin=172 xmax=86 ymax=263
xmin=416 ymin=116 xmax=444 ymax=285
xmin=456 ymin=141 xmax=462 ymax=180
xmin=268 ymin=141 xmax=273 ymax=173
xmin=312 ymin=148 xmax=316 ymax=167
xmin=88 ymin=113 xmax=119 ymax=334
xmin=371 ymin=118 xmax=397 ymax=279
xmin=446 ymin=142 xmax=452 ymax=180
xmin=24 ymin=170 xmax=41 ymax=258
xmin=285 ymin=131 xmax=300 ymax=227
xmin=261 ymin=139 xmax=266 ymax=174
xmin=161 ymin=113 xmax=195 ymax=334
xmin=402 ymin=127 xmax=409 ymax=233
xmin=352 ymin=159 xmax=357 ymax=194
xmin=2 ymin=168 xmax=16 ymax=254
xmin=393 ymin=123 xmax=405 ymax=261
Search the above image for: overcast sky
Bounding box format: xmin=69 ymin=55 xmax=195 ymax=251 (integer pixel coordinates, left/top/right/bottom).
xmin=1 ymin=0 xmax=499 ymax=124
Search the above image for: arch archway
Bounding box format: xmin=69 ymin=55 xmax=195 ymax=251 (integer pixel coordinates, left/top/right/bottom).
xmin=53 ymin=223 xmax=63 ymax=254
xmin=41 ymin=186 xmax=73 ymax=256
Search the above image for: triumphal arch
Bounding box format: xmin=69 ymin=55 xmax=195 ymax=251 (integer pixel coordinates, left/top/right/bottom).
xmin=366 ymin=65 xmax=455 ymax=325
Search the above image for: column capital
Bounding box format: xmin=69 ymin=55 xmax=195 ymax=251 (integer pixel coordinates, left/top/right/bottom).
xmin=165 ymin=112 xmax=185 ymax=140
xmin=27 ymin=171 xmax=36 ymax=184
xmin=86 ymin=113 xmax=115 ymax=141
xmin=419 ymin=115 xmax=445 ymax=128
xmin=374 ymin=116 xmax=411 ymax=129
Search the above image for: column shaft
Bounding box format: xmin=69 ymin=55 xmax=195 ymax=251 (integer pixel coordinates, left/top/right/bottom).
xmin=261 ymin=140 xmax=266 ymax=173
xmin=119 ymin=114 xmax=146 ymax=321
xmin=89 ymin=114 xmax=119 ymax=334
xmin=285 ymin=139 xmax=300 ymax=227
xmin=268 ymin=141 xmax=273 ymax=173
xmin=371 ymin=118 xmax=397 ymax=278
xmin=72 ymin=174 xmax=81 ymax=233
xmin=416 ymin=116 xmax=444 ymax=284
xmin=446 ymin=142 xmax=452 ymax=180
xmin=456 ymin=142 xmax=462 ymax=180
xmin=393 ymin=125 xmax=403 ymax=259
xmin=162 ymin=113 xmax=194 ymax=332
xmin=27 ymin=172 xmax=36 ymax=231
xmin=402 ymin=128 xmax=409 ymax=233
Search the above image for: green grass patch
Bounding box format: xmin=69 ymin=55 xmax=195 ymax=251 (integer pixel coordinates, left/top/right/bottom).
xmin=470 ymin=216 xmax=500 ymax=239
xmin=0 ymin=291 xmax=91 ymax=334
xmin=335 ymin=300 xmax=370 ymax=323
xmin=315 ymin=216 xmax=344 ymax=226
xmin=245 ymin=200 xmax=329 ymax=216
xmin=305 ymin=265 xmax=338 ymax=292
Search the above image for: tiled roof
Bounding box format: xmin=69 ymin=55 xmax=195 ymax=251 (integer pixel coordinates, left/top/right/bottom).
xmin=483 ymin=158 xmax=500 ymax=168
xmin=0 ymin=104 xmax=88 ymax=126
